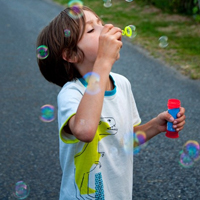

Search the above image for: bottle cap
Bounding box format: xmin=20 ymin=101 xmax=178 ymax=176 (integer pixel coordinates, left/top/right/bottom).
xmin=167 ymin=99 xmax=181 ymax=109
xmin=165 ymin=130 xmax=179 ymax=138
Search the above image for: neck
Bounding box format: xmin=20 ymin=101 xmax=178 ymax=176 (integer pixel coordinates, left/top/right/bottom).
xmin=76 ymin=60 xmax=93 ymax=77
xmin=76 ymin=61 xmax=113 ymax=91
xmin=106 ymin=75 xmax=113 ymax=91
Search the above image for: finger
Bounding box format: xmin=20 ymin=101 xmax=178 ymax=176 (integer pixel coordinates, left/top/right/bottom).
xmin=113 ymin=32 xmax=123 ymax=46
xmin=177 ymin=121 xmax=186 ymax=129
xmin=105 ymin=28 xmax=122 ymax=44
xmin=116 ymin=40 xmax=123 ymax=49
xmin=162 ymin=111 xmax=175 ymax=122
xmin=175 ymin=126 xmax=184 ymax=132
xmin=101 ymin=24 xmax=114 ymax=34
xmin=173 ymin=120 xmax=185 ymax=129
xmin=108 ymin=27 xmax=122 ymax=35
xmin=157 ymin=111 xmax=171 ymax=122
xmin=118 ymin=34 xmax=122 ymax=42
xmin=177 ymin=107 xmax=185 ymax=117
xmin=107 ymin=31 xmax=123 ymax=49
xmin=173 ymin=114 xmax=186 ymax=124
xmin=116 ymin=52 xmax=120 ymax=60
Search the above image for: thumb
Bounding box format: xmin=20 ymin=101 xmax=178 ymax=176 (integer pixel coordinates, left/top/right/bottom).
xmin=159 ymin=111 xmax=174 ymax=123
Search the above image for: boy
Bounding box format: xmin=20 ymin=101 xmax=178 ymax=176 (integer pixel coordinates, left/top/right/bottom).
xmin=37 ymin=6 xmax=185 ymax=200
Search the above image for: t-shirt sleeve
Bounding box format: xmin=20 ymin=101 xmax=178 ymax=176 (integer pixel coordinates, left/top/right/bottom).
xmin=57 ymin=85 xmax=83 ymax=143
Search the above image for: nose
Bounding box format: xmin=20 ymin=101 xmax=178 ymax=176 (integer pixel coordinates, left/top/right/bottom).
xmin=97 ymin=24 xmax=104 ymax=34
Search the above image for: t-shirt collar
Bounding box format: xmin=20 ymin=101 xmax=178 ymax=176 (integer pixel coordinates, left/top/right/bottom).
xmin=79 ymin=74 xmax=116 ymax=96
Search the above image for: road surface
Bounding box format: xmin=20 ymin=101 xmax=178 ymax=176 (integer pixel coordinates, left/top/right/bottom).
xmin=0 ymin=0 xmax=200 ymax=199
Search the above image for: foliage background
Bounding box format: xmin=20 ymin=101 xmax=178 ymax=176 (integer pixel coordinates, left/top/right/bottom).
xmin=54 ymin=0 xmax=200 ymax=79
xmin=144 ymin=0 xmax=200 ymax=16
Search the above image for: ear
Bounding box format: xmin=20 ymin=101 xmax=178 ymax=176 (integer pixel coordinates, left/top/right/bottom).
xmin=62 ymin=49 xmax=78 ymax=63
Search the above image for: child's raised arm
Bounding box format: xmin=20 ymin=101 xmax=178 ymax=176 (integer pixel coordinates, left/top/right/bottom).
xmin=67 ymin=24 xmax=122 ymax=142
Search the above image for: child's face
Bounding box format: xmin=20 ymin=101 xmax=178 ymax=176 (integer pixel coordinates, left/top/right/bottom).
xmin=77 ymin=10 xmax=103 ymax=65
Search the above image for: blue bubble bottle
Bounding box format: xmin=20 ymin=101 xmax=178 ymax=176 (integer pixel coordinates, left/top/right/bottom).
xmin=166 ymin=99 xmax=181 ymax=139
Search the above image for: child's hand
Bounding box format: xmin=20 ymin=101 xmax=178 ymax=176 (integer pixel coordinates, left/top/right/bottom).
xmin=155 ymin=107 xmax=186 ymax=133
xmin=97 ymin=24 xmax=122 ymax=65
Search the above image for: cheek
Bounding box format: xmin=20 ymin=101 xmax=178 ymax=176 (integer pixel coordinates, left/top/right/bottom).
xmin=84 ymin=46 xmax=98 ymax=60
xmin=84 ymin=38 xmax=99 ymax=55
xmin=90 ymin=37 xmax=99 ymax=53
xmin=78 ymin=34 xmax=100 ymax=60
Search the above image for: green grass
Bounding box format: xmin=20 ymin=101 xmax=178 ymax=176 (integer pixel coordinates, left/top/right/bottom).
xmin=53 ymin=0 xmax=200 ymax=79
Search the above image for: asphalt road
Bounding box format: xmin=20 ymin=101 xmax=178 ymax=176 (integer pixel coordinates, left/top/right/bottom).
xmin=1 ymin=0 xmax=200 ymax=199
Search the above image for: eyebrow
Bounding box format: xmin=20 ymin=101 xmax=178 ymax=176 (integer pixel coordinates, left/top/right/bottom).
xmin=86 ymin=18 xmax=101 ymax=25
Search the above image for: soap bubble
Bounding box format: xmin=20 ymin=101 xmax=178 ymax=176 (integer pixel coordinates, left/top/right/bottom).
xmin=133 ymin=134 xmax=140 ymax=155
xmin=36 ymin=45 xmax=49 ymax=60
xmin=83 ymin=72 xmax=101 ymax=95
xmin=136 ymin=131 xmax=146 ymax=145
xmin=183 ymin=140 xmax=200 ymax=161
xmin=64 ymin=29 xmax=70 ymax=37
xmin=123 ymin=132 xmax=133 ymax=155
xmin=122 ymin=25 xmax=137 ymax=38
xmin=67 ymin=0 xmax=83 ymax=19
xmin=13 ymin=181 xmax=30 ymax=199
xmin=125 ymin=0 xmax=133 ymax=2
xmin=40 ymin=104 xmax=55 ymax=122
xmin=103 ymin=0 xmax=112 ymax=8
xmin=159 ymin=36 xmax=168 ymax=48
xmin=122 ymin=131 xmax=147 ymax=155
xmin=179 ymin=140 xmax=200 ymax=168
xmin=179 ymin=151 xmax=194 ymax=168
xmin=134 ymin=131 xmax=147 ymax=155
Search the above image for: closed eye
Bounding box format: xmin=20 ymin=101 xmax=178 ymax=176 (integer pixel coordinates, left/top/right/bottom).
xmin=87 ymin=29 xmax=94 ymax=33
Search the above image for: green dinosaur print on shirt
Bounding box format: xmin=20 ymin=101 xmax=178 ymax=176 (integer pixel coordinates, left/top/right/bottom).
xmin=74 ymin=117 xmax=118 ymax=198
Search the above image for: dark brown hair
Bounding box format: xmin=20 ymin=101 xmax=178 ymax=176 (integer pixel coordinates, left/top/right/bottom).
xmin=36 ymin=6 xmax=99 ymax=87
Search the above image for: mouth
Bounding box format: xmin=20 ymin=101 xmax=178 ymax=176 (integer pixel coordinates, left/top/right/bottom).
xmin=107 ymin=125 xmax=118 ymax=131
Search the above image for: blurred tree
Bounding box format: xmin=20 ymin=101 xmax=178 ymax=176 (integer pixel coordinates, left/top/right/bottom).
xmin=143 ymin=0 xmax=200 ymax=15
xmin=193 ymin=0 xmax=200 ymax=21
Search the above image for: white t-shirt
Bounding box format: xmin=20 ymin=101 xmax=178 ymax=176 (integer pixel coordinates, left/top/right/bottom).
xmin=57 ymin=72 xmax=141 ymax=200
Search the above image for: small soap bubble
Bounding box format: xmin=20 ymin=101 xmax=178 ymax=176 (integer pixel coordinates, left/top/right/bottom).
xmin=40 ymin=104 xmax=55 ymax=122
xmin=179 ymin=140 xmax=200 ymax=168
xmin=179 ymin=151 xmax=194 ymax=168
xmin=122 ymin=131 xmax=147 ymax=155
xmin=133 ymin=133 xmax=140 ymax=155
xmin=122 ymin=25 xmax=137 ymax=38
xmin=159 ymin=36 xmax=168 ymax=48
xmin=13 ymin=181 xmax=30 ymax=199
xmin=136 ymin=131 xmax=146 ymax=145
xmin=103 ymin=0 xmax=112 ymax=8
xmin=183 ymin=140 xmax=200 ymax=161
xmin=123 ymin=132 xmax=133 ymax=154
xmin=83 ymin=72 xmax=101 ymax=95
xmin=67 ymin=0 xmax=83 ymax=19
xmin=125 ymin=0 xmax=133 ymax=2
xmin=64 ymin=29 xmax=70 ymax=37
xmin=36 ymin=45 xmax=49 ymax=59
xmin=134 ymin=131 xmax=147 ymax=155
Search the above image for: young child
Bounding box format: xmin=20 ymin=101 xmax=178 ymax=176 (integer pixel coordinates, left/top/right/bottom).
xmin=36 ymin=5 xmax=186 ymax=200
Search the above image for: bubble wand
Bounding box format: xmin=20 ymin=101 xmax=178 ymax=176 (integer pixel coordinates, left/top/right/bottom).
xmin=122 ymin=25 xmax=137 ymax=38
